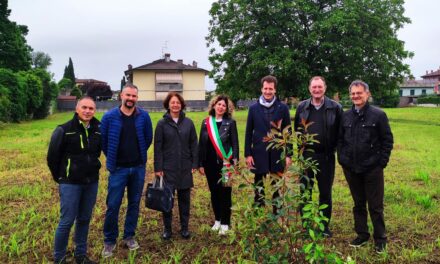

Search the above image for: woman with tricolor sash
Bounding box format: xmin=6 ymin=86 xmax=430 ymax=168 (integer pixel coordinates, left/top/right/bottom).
xmin=198 ymin=95 xmax=239 ymax=235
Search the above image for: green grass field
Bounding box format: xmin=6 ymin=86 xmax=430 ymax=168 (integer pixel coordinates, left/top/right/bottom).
xmin=0 ymin=107 xmax=439 ymax=263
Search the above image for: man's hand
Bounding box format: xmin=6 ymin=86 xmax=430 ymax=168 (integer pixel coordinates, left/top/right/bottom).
xmin=246 ymin=156 xmax=255 ymax=169
xmin=155 ymin=171 xmax=164 ymax=177
xmin=199 ymin=167 xmax=205 ymax=175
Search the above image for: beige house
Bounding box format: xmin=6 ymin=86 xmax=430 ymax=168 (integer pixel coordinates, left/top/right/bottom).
xmin=125 ymin=53 xmax=208 ymax=101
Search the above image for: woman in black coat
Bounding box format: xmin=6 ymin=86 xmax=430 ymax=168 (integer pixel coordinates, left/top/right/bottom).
xmin=198 ymin=95 xmax=239 ymax=235
xmin=154 ymin=92 xmax=198 ymax=240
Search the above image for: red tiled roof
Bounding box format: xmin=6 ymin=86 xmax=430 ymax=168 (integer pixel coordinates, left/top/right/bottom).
xmin=57 ymin=95 xmax=77 ymax=100
xmin=75 ymin=78 xmax=107 ymax=84
xmin=421 ymin=69 xmax=440 ymax=78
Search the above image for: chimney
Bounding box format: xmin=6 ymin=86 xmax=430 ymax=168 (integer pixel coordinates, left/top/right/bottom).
xmin=431 ymin=70 xmax=434 ymax=73
xmin=426 ymin=70 xmax=428 ymax=74
xmin=192 ymin=60 xmax=197 ymax=68
xmin=177 ymin=59 xmax=183 ymax=64
xmin=165 ymin=53 xmax=171 ymax=62
xmin=128 ymin=64 xmax=132 ymax=70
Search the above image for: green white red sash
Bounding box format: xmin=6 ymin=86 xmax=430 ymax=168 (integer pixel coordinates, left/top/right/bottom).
xmin=206 ymin=116 xmax=233 ymax=184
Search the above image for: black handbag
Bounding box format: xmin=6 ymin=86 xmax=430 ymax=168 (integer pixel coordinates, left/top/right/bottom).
xmin=145 ymin=176 xmax=174 ymax=213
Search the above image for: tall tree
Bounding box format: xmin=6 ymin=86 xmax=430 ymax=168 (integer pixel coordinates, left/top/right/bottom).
xmin=31 ymin=51 xmax=52 ymax=70
xmin=207 ymin=0 xmax=413 ymax=101
xmin=0 ymin=0 xmax=32 ymax=71
xmin=33 ymin=69 xmax=58 ymax=119
xmin=63 ymin=57 xmax=76 ymax=85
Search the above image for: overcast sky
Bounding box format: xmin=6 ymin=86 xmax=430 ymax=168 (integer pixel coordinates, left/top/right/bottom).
xmin=9 ymin=0 xmax=440 ymax=91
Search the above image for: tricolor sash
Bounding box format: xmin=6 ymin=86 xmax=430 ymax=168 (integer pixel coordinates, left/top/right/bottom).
xmin=206 ymin=116 xmax=233 ymax=185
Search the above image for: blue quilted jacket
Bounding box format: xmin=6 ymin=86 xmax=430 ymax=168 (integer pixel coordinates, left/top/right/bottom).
xmin=100 ymin=106 xmax=153 ymax=172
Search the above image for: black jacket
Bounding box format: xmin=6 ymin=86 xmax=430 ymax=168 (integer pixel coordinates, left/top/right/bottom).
xmin=47 ymin=113 xmax=102 ymax=184
xmin=294 ymin=96 xmax=343 ymax=155
xmin=198 ymin=117 xmax=239 ymax=167
xmin=154 ymin=112 xmax=198 ymax=189
xmin=337 ymin=103 xmax=393 ymax=173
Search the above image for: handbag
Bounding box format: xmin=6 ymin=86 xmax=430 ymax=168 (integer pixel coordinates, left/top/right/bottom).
xmin=145 ymin=176 xmax=174 ymax=213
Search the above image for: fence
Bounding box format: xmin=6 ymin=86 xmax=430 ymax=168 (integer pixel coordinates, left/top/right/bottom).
xmin=57 ymin=99 xmax=210 ymax=112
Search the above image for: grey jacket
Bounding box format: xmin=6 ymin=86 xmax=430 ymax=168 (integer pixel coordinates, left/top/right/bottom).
xmin=154 ymin=112 xmax=198 ymax=189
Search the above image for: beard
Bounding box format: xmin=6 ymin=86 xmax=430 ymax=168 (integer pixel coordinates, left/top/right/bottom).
xmin=124 ymin=100 xmax=135 ymax=109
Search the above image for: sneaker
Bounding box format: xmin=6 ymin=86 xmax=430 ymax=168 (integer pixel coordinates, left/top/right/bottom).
xmin=75 ymin=255 xmax=97 ymax=264
xmin=323 ymin=228 xmax=333 ymax=238
xmin=124 ymin=237 xmax=140 ymax=250
xmin=162 ymin=229 xmax=172 ymax=240
xmin=102 ymin=243 xmax=116 ymax=258
xmin=211 ymin=221 xmax=221 ymax=231
xmin=375 ymin=242 xmax=387 ymax=253
xmin=349 ymin=236 xmax=369 ymax=247
xmin=219 ymin=225 xmax=229 ymax=235
xmin=54 ymin=257 xmax=67 ymax=264
xmin=180 ymin=229 xmax=191 ymax=239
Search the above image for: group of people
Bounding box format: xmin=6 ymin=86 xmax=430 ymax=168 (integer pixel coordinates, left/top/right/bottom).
xmin=47 ymin=75 xmax=393 ymax=263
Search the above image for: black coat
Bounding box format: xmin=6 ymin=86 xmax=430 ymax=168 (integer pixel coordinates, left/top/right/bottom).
xmin=294 ymin=96 xmax=343 ymax=155
xmin=198 ymin=117 xmax=239 ymax=167
xmin=337 ymin=103 xmax=394 ymax=173
xmin=154 ymin=112 xmax=198 ymax=189
xmin=244 ymin=99 xmax=292 ymax=174
xmin=47 ymin=113 xmax=101 ymax=184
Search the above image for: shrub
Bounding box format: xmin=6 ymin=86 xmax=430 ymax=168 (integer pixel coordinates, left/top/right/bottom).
xmin=232 ymin=121 xmax=344 ymax=263
xmin=417 ymin=95 xmax=440 ymax=105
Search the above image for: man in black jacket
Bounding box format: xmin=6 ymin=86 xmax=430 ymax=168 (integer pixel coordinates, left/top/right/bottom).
xmin=47 ymin=96 xmax=101 ymax=264
xmin=294 ymin=76 xmax=342 ymax=237
xmin=337 ymin=80 xmax=393 ymax=253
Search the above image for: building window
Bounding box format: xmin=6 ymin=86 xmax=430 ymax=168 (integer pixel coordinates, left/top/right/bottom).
xmin=422 ymin=89 xmax=426 ymax=95
xmin=410 ymin=89 xmax=415 ymax=96
xmin=399 ymin=90 xmax=403 ymax=96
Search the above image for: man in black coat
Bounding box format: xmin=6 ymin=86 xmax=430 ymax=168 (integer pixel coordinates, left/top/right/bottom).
xmin=244 ymin=75 xmax=292 ymax=212
xmin=294 ymin=76 xmax=342 ymax=237
xmin=47 ymin=96 xmax=101 ymax=264
xmin=337 ymin=80 xmax=393 ymax=253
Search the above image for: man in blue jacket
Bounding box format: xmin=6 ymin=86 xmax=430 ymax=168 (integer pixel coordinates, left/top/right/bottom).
xmin=101 ymin=84 xmax=153 ymax=258
xmin=244 ymin=75 xmax=292 ymax=212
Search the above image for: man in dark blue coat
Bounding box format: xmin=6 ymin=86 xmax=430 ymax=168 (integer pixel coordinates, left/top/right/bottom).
xmin=244 ymin=75 xmax=292 ymax=211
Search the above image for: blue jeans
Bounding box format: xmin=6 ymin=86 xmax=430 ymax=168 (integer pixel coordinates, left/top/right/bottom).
xmin=54 ymin=182 xmax=98 ymax=262
xmin=103 ymin=166 xmax=145 ymax=244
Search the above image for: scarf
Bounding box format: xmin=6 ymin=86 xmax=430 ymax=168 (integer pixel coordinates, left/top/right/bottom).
xmin=206 ymin=116 xmax=233 ymax=185
xmin=259 ymin=95 xmax=276 ymax=108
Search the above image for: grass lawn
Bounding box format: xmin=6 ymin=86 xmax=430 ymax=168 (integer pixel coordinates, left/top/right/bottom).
xmin=0 ymin=107 xmax=439 ymax=263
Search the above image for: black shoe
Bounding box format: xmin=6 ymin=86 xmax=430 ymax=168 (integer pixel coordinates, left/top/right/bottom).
xmin=162 ymin=230 xmax=172 ymax=240
xmin=323 ymin=228 xmax=333 ymax=238
xmin=375 ymin=242 xmax=387 ymax=253
xmin=180 ymin=229 xmax=191 ymax=239
xmin=75 ymin=255 xmax=97 ymax=264
xmin=54 ymin=258 xmax=67 ymax=264
xmin=349 ymin=236 xmax=369 ymax=247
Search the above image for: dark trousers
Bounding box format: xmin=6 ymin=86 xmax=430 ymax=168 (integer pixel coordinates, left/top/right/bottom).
xmin=343 ymin=166 xmax=386 ymax=243
xmin=254 ymin=173 xmax=280 ymax=214
xmin=205 ymin=166 xmax=232 ymax=225
xmin=300 ymin=153 xmax=335 ymax=227
xmin=162 ymin=187 xmax=191 ymax=231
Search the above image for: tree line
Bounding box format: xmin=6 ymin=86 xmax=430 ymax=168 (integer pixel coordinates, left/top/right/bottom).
xmin=0 ymin=0 xmax=58 ymax=122
xmin=207 ymin=0 xmax=412 ymax=105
